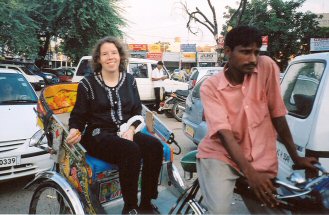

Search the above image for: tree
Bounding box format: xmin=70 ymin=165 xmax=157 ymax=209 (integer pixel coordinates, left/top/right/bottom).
xmin=25 ymin=0 xmax=126 ymax=66
xmin=182 ymin=0 xmax=247 ymax=45
xmin=223 ymin=0 xmax=329 ymax=70
xmin=0 ymin=0 xmax=39 ymax=58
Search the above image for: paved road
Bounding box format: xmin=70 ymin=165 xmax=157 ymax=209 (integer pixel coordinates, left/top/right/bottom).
xmin=0 ymin=113 xmax=248 ymax=214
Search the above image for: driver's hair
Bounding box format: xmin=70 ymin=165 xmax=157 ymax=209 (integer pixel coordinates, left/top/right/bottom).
xmin=91 ymin=36 xmax=128 ymax=75
xmin=224 ymin=26 xmax=262 ymax=50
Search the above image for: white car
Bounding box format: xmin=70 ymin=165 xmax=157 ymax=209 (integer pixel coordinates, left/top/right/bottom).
xmin=0 ymin=68 xmax=53 ymax=181
xmin=0 ymin=64 xmax=45 ymax=90
xmin=188 ymin=66 xmax=223 ymax=89
xmin=73 ymin=56 xmax=188 ymax=102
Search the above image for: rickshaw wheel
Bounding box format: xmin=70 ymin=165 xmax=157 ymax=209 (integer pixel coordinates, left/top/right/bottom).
xmin=29 ymin=181 xmax=76 ymax=214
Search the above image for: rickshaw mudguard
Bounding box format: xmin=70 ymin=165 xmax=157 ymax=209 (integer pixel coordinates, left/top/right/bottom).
xmin=24 ymin=171 xmax=86 ymax=215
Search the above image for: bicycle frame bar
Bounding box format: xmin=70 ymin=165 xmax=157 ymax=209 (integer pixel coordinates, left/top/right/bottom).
xmin=24 ymin=171 xmax=85 ymax=214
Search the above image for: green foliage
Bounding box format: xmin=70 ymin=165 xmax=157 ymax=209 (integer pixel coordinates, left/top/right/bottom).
xmin=223 ymin=0 xmax=329 ymax=70
xmin=0 ymin=0 xmax=39 ymax=58
xmin=0 ymin=0 xmax=126 ymax=64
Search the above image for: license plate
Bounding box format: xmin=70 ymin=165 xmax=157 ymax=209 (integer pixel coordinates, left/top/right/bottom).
xmin=0 ymin=156 xmax=20 ymax=167
xmin=185 ymin=125 xmax=194 ymax=137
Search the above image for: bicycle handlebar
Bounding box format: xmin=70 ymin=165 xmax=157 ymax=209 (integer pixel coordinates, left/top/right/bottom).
xmin=274 ymin=163 xmax=328 ymax=199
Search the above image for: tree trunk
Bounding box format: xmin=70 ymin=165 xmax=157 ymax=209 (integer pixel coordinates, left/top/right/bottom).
xmin=35 ymin=32 xmax=51 ymax=68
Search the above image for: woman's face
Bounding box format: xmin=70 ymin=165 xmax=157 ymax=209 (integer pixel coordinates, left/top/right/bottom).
xmin=98 ymin=42 xmax=121 ymax=74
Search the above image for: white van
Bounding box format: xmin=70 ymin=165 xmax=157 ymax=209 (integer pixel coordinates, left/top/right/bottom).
xmin=73 ymin=56 xmax=188 ymax=102
xmin=0 ymin=64 xmax=45 ymax=90
xmin=277 ymin=52 xmax=329 ymax=182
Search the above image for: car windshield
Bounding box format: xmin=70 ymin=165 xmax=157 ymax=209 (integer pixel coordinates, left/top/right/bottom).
xmin=26 ymin=64 xmax=41 ymax=74
xmin=0 ymin=73 xmax=38 ymax=104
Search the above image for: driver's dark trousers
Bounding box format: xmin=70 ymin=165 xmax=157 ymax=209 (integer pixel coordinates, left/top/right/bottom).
xmin=82 ymin=131 xmax=163 ymax=210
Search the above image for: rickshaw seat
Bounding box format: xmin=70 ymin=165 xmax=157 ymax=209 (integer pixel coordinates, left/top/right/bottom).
xmin=86 ymin=155 xmax=119 ymax=177
xmin=85 ymin=126 xmax=172 ymax=180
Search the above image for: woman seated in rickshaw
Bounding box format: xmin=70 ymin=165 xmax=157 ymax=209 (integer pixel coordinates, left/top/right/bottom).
xmin=66 ymin=36 xmax=163 ymax=214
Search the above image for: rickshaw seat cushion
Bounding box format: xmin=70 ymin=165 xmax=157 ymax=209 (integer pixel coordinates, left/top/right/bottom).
xmin=86 ymin=155 xmax=118 ymax=176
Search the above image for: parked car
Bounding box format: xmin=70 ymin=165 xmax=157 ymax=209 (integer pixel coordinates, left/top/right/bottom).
xmin=0 ymin=64 xmax=45 ymax=90
xmin=44 ymin=67 xmax=74 ymax=82
xmin=0 ymin=60 xmax=60 ymax=85
xmin=188 ymin=67 xmax=223 ymax=89
xmin=73 ymin=56 xmax=188 ymax=103
xmin=0 ymin=68 xmax=53 ymax=181
xmin=182 ymin=70 xmax=221 ymax=145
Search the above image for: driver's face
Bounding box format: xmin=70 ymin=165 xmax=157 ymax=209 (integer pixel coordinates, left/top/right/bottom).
xmin=225 ymin=42 xmax=260 ymax=75
xmin=157 ymin=64 xmax=163 ymax=70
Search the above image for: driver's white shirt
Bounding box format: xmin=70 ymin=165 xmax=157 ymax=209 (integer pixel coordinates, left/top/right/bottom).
xmin=152 ymin=68 xmax=164 ymax=88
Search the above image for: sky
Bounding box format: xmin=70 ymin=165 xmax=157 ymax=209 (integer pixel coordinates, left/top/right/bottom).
xmin=120 ymin=0 xmax=328 ymax=45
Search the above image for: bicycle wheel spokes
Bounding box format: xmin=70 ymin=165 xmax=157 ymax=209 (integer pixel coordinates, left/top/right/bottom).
xmin=29 ymin=183 xmax=75 ymax=214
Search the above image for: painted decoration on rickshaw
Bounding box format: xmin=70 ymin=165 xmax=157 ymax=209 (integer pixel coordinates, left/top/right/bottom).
xmin=43 ymin=83 xmax=78 ymax=114
xmin=98 ymin=173 xmax=142 ymax=203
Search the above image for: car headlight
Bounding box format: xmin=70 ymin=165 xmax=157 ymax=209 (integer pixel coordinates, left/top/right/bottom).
xmin=29 ymin=129 xmax=47 ymax=146
xmin=45 ymin=75 xmax=53 ymax=79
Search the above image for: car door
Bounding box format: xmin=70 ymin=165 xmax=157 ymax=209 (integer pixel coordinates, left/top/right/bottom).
xmin=127 ymin=62 xmax=154 ymax=101
xmin=277 ymin=60 xmax=326 ymax=181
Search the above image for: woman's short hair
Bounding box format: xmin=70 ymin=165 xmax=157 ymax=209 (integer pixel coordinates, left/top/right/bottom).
xmin=224 ymin=26 xmax=262 ymax=50
xmin=91 ymin=36 xmax=128 ymax=74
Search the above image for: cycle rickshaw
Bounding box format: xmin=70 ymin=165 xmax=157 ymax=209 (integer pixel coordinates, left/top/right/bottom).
xmin=25 ymin=83 xmax=329 ymax=214
xmin=24 ymin=83 xmax=205 ymax=214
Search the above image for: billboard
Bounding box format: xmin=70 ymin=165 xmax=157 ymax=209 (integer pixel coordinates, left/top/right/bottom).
xmin=198 ymin=52 xmax=217 ymax=62
xmin=310 ymin=38 xmax=329 ymax=52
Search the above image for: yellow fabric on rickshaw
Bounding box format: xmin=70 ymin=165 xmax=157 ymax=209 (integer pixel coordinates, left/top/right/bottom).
xmin=42 ymin=83 xmax=78 ymax=114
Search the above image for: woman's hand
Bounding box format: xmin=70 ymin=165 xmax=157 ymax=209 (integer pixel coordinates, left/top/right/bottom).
xmin=66 ymin=128 xmax=81 ymax=147
xmin=121 ymin=126 xmax=135 ymax=141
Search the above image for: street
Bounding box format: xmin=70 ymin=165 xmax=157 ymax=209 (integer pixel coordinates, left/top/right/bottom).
xmin=0 ymin=113 xmax=248 ymax=214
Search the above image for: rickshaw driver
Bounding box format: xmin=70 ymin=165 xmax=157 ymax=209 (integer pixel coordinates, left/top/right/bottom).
xmin=66 ymin=36 xmax=163 ymax=214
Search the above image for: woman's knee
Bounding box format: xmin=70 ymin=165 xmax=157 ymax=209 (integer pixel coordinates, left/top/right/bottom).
xmin=149 ymin=138 xmax=163 ymax=156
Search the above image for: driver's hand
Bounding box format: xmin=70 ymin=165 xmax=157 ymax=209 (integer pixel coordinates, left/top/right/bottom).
xmin=162 ymin=76 xmax=167 ymax=80
xmin=66 ymin=128 xmax=81 ymax=147
xmin=292 ymin=156 xmax=318 ymax=170
xmin=246 ymin=171 xmax=278 ymax=207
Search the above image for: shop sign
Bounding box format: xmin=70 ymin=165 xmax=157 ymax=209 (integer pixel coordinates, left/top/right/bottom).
xmin=198 ymin=52 xmax=217 ymax=62
xmin=310 ymin=38 xmax=329 ymax=52
xmin=128 ymin=44 xmax=148 ymax=51
xmin=260 ymin=36 xmax=268 ymax=51
xmin=148 ymin=44 xmax=161 ymax=53
xmin=147 ymin=53 xmax=162 ymax=61
xmin=181 ymin=52 xmax=196 ymax=62
xmin=130 ymin=51 xmax=147 ymax=59
xmin=180 ymin=44 xmax=196 ymax=52
xmin=163 ymin=52 xmax=180 ymax=61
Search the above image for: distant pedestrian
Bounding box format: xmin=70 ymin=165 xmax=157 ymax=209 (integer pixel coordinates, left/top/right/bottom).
xmin=151 ymin=61 xmax=167 ymax=113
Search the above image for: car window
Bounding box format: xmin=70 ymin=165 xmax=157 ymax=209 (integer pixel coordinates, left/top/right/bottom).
xmin=190 ymin=70 xmax=199 ymax=80
xmin=77 ymin=59 xmax=93 ymax=76
xmin=0 ymin=73 xmax=37 ymax=103
xmin=192 ymin=76 xmax=209 ymax=99
xmin=129 ymin=63 xmax=148 ymax=78
xmin=281 ymin=61 xmax=324 ymax=118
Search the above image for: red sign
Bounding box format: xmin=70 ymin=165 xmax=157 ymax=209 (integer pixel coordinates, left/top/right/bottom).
xmin=262 ymin=36 xmax=268 ymax=45
xmin=128 ymin=44 xmax=148 ymax=51
xmin=147 ymin=53 xmax=162 ymax=61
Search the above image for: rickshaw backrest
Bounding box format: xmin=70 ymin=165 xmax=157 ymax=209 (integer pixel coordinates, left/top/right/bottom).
xmin=41 ymin=83 xmax=78 ymax=114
